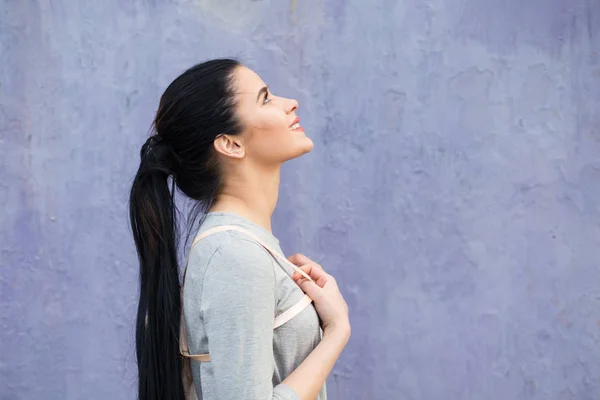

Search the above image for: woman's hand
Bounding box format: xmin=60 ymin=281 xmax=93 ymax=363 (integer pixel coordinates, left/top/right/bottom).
xmin=287 ymin=254 xmax=350 ymax=337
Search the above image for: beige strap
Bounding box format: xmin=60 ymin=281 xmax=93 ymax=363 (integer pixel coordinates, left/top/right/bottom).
xmin=180 ymin=305 xmax=211 ymax=361
xmin=273 ymin=293 xmax=313 ymax=329
xmin=180 ymin=225 xmax=315 ymax=362
xmin=186 ymin=225 xmax=314 ymax=282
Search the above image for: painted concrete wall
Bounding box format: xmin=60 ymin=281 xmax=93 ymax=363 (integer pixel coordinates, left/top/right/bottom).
xmin=1 ymin=1 xmax=599 ymax=399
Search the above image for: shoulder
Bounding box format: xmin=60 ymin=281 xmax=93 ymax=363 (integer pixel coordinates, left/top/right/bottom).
xmin=190 ymin=230 xmax=276 ymax=283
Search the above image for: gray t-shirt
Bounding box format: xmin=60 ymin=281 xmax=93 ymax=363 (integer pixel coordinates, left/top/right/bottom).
xmin=183 ymin=212 xmax=327 ymax=400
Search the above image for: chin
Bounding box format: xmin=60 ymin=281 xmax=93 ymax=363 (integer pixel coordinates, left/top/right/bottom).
xmin=297 ymin=136 xmax=314 ymax=156
xmin=302 ymin=136 xmax=314 ymax=152
xmin=284 ymin=137 xmax=314 ymax=162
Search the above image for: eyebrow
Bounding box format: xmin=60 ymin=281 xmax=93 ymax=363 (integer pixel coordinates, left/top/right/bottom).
xmin=256 ymin=86 xmax=268 ymax=103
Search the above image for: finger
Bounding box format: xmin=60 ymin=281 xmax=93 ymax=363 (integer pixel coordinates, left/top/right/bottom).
xmin=287 ymin=253 xmax=314 ymax=267
xmin=291 ymin=264 xmax=313 ymax=283
xmin=291 ymin=264 xmax=324 ymax=280
xmin=292 ymin=264 xmax=328 ymax=288
xmin=295 ymin=277 xmax=323 ymax=299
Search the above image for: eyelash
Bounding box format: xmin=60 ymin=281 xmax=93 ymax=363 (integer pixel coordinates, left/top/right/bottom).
xmin=263 ymin=93 xmax=273 ymax=105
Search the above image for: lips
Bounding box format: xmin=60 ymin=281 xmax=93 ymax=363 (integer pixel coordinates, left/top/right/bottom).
xmin=289 ymin=116 xmax=300 ymax=129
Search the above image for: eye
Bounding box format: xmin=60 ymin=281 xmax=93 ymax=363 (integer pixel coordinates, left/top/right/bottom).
xmin=263 ymin=93 xmax=273 ymax=105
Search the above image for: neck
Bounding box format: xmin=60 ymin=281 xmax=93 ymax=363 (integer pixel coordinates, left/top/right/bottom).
xmin=210 ymin=163 xmax=281 ymax=232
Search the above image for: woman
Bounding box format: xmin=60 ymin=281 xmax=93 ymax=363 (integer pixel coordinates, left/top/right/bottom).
xmin=129 ymin=59 xmax=350 ymax=400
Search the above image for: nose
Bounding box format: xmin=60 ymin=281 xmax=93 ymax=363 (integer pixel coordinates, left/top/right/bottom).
xmin=286 ymin=98 xmax=298 ymax=114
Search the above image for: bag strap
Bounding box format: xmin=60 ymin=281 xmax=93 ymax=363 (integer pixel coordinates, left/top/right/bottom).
xmin=183 ymin=225 xmax=314 ymax=284
xmin=180 ymin=225 xmax=315 ymax=361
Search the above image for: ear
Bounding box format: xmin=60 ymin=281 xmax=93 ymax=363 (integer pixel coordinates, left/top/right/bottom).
xmin=213 ymin=134 xmax=245 ymax=159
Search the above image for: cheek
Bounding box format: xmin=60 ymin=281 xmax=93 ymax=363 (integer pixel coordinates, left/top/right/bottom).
xmin=251 ymin=109 xmax=287 ymax=132
xmin=242 ymin=108 xmax=297 ymax=161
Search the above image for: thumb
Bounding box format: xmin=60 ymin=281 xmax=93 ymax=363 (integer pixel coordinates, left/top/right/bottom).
xmin=296 ymin=278 xmax=323 ymax=299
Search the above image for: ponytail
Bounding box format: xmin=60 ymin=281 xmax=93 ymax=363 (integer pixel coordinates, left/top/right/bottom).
xmin=129 ymin=136 xmax=184 ymax=400
xmin=128 ymin=58 xmax=243 ymax=399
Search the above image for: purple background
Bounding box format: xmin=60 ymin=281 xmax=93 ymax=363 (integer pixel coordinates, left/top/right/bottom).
xmin=2 ymin=1 xmax=600 ymax=399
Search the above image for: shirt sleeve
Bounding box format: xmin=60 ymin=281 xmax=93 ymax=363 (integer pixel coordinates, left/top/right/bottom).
xmin=200 ymin=234 xmax=300 ymax=400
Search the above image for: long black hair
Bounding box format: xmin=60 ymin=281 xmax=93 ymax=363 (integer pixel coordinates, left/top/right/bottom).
xmin=128 ymin=59 xmax=243 ymax=400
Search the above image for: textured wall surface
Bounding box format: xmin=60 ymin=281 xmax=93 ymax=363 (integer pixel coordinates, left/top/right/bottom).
xmin=1 ymin=1 xmax=600 ymax=399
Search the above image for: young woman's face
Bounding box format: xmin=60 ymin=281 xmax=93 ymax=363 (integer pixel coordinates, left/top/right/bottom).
xmin=220 ymin=66 xmax=314 ymax=165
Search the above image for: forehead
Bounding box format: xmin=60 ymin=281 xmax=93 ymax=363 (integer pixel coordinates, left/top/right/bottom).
xmin=232 ymin=66 xmax=266 ymax=99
